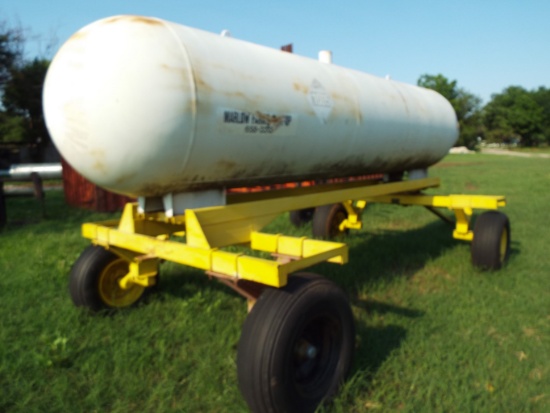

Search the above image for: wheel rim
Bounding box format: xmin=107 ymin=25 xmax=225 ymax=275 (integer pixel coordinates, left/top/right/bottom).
xmin=499 ymin=227 xmax=509 ymax=263
xmin=292 ymin=314 xmax=341 ymax=397
xmin=98 ymin=258 xmax=145 ymax=308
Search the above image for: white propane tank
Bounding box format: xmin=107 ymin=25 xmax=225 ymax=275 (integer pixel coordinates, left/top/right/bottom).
xmin=43 ymin=15 xmax=458 ymax=200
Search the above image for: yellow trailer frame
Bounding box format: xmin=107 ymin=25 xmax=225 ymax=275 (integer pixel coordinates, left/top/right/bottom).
xmin=77 ymin=176 xmax=506 ymax=309
xmin=71 ymin=175 xmax=509 ymax=413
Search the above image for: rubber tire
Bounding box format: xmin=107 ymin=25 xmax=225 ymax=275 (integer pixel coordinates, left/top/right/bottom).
xmin=69 ymin=245 xmax=151 ymax=311
xmin=312 ymin=204 xmax=349 ymax=238
xmin=289 ymin=208 xmax=315 ymax=227
xmin=471 ymin=211 xmax=511 ymax=270
xmin=237 ymin=273 xmax=355 ymax=413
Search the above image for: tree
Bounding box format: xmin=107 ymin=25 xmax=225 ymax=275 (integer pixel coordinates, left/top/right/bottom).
xmin=2 ymin=58 xmax=50 ymax=147
xmin=0 ymin=20 xmax=51 ymax=161
xmin=532 ymin=86 xmax=550 ymax=143
xmin=0 ymin=112 xmax=26 ymax=142
xmin=483 ymin=86 xmax=545 ymax=146
xmin=417 ymin=74 xmax=482 ymax=149
xmin=0 ymin=21 xmax=26 ymax=145
xmin=0 ymin=21 xmax=24 ymax=88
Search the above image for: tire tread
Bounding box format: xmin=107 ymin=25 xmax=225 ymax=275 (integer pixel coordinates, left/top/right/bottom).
xmin=471 ymin=211 xmax=510 ymax=270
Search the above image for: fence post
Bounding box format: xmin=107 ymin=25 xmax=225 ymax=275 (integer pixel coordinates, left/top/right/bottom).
xmin=0 ymin=180 xmax=6 ymax=227
xmin=30 ymin=172 xmax=46 ymax=218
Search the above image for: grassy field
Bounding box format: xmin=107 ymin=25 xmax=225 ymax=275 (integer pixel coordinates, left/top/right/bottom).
xmin=0 ymin=154 xmax=548 ymax=413
xmin=509 ymin=146 xmax=550 ymax=155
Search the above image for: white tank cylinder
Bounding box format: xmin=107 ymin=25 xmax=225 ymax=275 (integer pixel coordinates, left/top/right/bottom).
xmin=43 ymin=15 xmax=458 ymax=198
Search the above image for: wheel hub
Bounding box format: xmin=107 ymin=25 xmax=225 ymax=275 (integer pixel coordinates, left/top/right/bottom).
xmin=98 ymin=259 xmax=145 ymax=308
xmin=295 ymin=339 xmax=319 ymax=360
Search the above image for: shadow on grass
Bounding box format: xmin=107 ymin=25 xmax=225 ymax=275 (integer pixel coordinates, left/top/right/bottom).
xmin=314 ymin=219 xmax=459 ymax=292
xmin=155 ymin=265 xmax=237 ymax=302
xmin=353 ymin=324 xmax=407 ymax=377
xmin=354 ymin=297 xmax=424 ymax=318
xmin=148 ymin=219 xmax=457 ymax=321
xmin=309 ymin=219 xmax=457 ymax=380
xmin=508 ymin=240 xmax=521 ymax=266
xmin=351 ymin=298 xmax=424 ymax=377
xmin=343 ymin=213 xmax=521 ymax=287
xmin=154 ymin=218 xmax=441 ymax=385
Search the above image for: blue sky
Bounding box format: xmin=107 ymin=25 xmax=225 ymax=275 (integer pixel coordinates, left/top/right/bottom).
xmin=1 ymin=0 xmax=548 ymax=104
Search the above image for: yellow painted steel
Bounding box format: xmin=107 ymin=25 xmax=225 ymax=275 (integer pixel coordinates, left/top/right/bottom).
xmin=363 ymin=193 xmax=505 ymax=209
xmin=97 ymin=256 xmax=146 ymax=307
xmin=83 ymin=201 xmax=349 ymax=288
xmin=82 ymin=179 xmax=439 ymax=289
xmin=80 ymin=178 xmax=506 ymax=291
xmin=340 ymin=200 xmax=363 ymax=231
xmin=453 ymin=208 xmax=474 ymax=241
xmin=119 ymin=258 xmax=159 ymax=289
xmin=362 ymin=193 xmax=506 ymax=241
xmin=190 ymin=178 xmax=441 ymax=249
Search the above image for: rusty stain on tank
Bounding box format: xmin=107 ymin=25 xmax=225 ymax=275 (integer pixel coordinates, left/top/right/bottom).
xmin=293 ymin=83 xmax=309 ymax=94
xmin=331 ymin=92 xmax=362 ymax=124
xmin=89 ymin=149 xmax=108 ymax=175
xmin=155 ymin=64 xmax=196 ymax=115
xmin=129 ymin=16 xmax=164 ymax=25
xmin=114 ymin=172 xmax=135 ymax=186
xmin=216 ymin=159 xmax=238 ymax=171
xmin=254 ymin=112 xmax=287 ymax=130
xmin=193 ymin=71 xmax=213 ymax=93
xmin=224 ymin=91 xmax=249 ymax=100
xmin=102 ymin=15 xmax=164 ymax=26
xmin=68 ymin=30 xmax=88 ymax=42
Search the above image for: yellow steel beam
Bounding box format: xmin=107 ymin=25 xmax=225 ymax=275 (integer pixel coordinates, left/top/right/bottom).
xmin=363 ymin=193 xmax=506 ymax=242
xmin=79 ymin=178 xmax=508 ymax=289
xmin=82 ymin=222 xmax=347 ymax=288
xmin=250 ymin=232 xmax=348 ymax=265
xmin=83 ymin=221 xmax=212 ymax=270
xmin=120 ymin=257 xmax=159 ymax=288
xmin=81 ymin=178 xmax=450 ymax=288
xmin=364 ymin=194 xmax=505 ymax=209
xmin=118 ymin=203 xmax=185 ymax=236
xmin=453 ymin=208 xmax=474 ymax=241
xmin=187 ymin=177 xmax=440 ymax=248
xmin=340 ymin=200 xmax=363 ymax=231
xmin=89 ymin=178 xmax=441 ymax=251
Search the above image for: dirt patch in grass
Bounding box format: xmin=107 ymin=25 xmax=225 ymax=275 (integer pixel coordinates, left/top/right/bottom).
xmin=465 ymin=181 xmax=479 ymax=190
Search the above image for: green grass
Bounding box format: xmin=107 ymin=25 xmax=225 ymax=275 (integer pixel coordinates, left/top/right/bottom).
xmin=509 ymin=146 xmax=550 ymax=155
xmin=1 ymin=154 xmax=548 ymax=412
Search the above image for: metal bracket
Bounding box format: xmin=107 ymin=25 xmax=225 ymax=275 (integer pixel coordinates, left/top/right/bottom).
xmin=119 ymin=258 xmax=158 ymax=289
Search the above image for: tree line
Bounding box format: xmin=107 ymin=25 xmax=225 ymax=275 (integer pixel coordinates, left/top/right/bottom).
xmin=0 ymin=22 xmax=549 ymax=164
xmin=0 ymin=21 xmax=49 ymax=163
xmin=418 ymin=74 xmax=550 ymax=148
